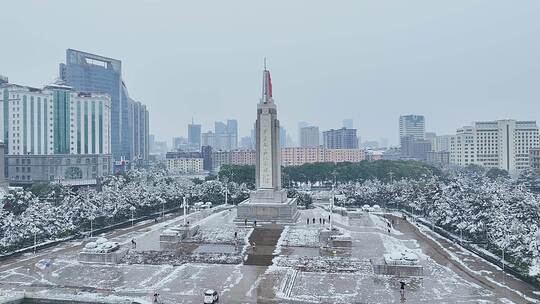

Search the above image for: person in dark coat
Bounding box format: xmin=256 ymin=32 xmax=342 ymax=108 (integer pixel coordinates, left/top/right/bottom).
xmin=312 ymin=218 xmax=316 ymax=224
xmin=399 ymin=281 xmax=406 ymax=297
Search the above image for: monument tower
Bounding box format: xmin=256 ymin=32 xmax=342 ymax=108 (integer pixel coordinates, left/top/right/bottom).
xmin=236 ymin=61 xmax=300 ymax=224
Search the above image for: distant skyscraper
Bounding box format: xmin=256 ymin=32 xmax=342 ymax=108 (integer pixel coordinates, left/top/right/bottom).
xmin=239 ymin=136 xmax=253 ymax=150
xmin=399 ymin=115 xmax=425 ymax=142
xmin=280 ymin=126 xmax=287 ymax=147
xmin=300 ymin=126 xmax=320 ymax=147
xmin=188 ymin=122 xmax=201 ymax=151
xmin=214 ymin=121 xmax=227 ymax=133
xmin=227 ymin=119 xmax=238 ymax=149
xmin=425 ymin=132 xmax=437 ymax=152
xmin=435 ymin=135 xmax=452 ymax=152
xmin=172 ymin=137 xmax=180 ymax=150
xmin=60 ymin=49 xmax=148 ymax=163
xmin=343 ymin=119 xmax=353 ymax=129
xmin=298 ymin=121 xmax=309 ymax=144
xmin=323 ymin=128 xmax=358 ymax=149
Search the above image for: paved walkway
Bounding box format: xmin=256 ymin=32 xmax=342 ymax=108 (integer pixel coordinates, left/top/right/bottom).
xmin=388 ymin=214 xmax=540 ymax=304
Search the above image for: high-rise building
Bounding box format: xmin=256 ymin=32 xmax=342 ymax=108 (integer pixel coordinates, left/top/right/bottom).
xmin=0 ymin=141 xmax=6 ymax=190
xmin=323 ymin=128 xmax=358 ymax=149
xmin=214 ymin=121 xmax=227 ymax=133
xmin=435 ymin=135 xmax=452 ymax=152
xmin=239 ymin=136 xmax=253 ymax=150
xmin=297 ymin=121 xmax=309 ymax=145
xmin=343 ymin=119 xmax=353 ymax=129
xmin=300 ymin=126 xmax=320 ymax=147
xmin=2 ymin=81 xmax=111 ymax=156
xmin=280 ymin=126 xmax=287 ymax=148
xmin=201 ymin=145 xmax=213 ymax=171
xmin=206 ymin=120 xmax=238 ymax=151
xmin=227 ymin=119 xmax=238 ymax=148
xmin=60 ymin=49 xmax=148 ymax=164
xmin=401 ymin=135 xmax=432 ymax=160
xmin=425 ymin=132 xmax=437 ymax=151
xmin=129 ymin=100 xmax=149 ymax=164
xmin=399 ymin=115 xmax=425 ymax=142
xmin=188 ymin=122 xmax=201 ymax=151
xmin=450 ymin=120 xmax=539 ymax=174
xmin=1 ymin=80 xmax=113 ymax=184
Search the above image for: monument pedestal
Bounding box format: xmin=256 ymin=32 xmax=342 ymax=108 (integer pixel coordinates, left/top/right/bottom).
xmin=235 ymin=189 xmax=300 ymax=224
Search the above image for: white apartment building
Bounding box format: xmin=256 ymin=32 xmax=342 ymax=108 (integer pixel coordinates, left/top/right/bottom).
xmin=450 ymin=120 xmax=539 ymax=174
xmin=1 ymin=82 xmax=111 ymax=156
xmin=167 ymin=158 xmax=204 ymax=173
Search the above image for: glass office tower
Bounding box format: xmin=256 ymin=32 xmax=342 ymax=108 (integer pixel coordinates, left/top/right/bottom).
xmin=60 ymin=49 xmax=143 ymax=163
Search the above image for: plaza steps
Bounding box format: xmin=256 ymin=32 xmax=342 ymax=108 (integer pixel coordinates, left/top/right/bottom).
xmin=244 ymin=224 xmax=283 ymax=266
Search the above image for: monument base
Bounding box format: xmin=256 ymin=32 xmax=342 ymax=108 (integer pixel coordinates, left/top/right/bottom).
xmin=235 ymin=195 xmax=300 ymax=225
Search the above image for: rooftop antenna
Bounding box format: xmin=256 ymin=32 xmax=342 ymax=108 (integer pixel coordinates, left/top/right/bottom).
xmin=264 ymin=57 xmax=267 ymax=70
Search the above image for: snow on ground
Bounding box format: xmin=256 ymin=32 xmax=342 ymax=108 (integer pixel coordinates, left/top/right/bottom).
xmin=279 ymin=226 xmax=321 ymax=248
xmin=187 ymin=209 xmax=252 ymax=245
xmin=369 ymin=213 xmax=403 ymax=235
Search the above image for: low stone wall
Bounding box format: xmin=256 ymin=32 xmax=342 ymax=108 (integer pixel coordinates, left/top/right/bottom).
xmin=78 ymin=248 xmax=128 ymax=264
xmin=372 ymin=263 xmax=423 ymax=277
xmin=159 ymin=225 xmax=199 ymax=250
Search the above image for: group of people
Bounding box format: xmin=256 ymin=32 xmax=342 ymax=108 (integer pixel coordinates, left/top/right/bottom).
xmin=306 ymin=214 xmax=331 ymax=226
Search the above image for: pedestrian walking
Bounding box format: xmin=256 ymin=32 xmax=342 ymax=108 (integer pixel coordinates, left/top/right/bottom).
xmin=319 ymin=218 xmax=322 ymax=224
xmin=328 ymin=215 xmax=330 ymax=221
xmin=323 ymin=219 xmax=326 ymax=225
xmin=254 ymin=220 xmax=257 ymax=227
xmin=399 ymin=281 xmax=406 ymax=297
xmin=388 ymin=228 xmax=391 ymax=234
xmin=131 ymin=239 xmax=136 ymax=249
xmin=153 ymin=293 xmax=159 ymax=303
xmin=307 ymin=218 xmax=309 ymax=225
xmin=245 ymin=218 xmax=248 ymax=226
xmin=253 ymin=241 xmax=256 ymax=251
xmin=234 ymin=231 xmax=238 ymax=239
xmin=312 ymin=218 xmax=315 ymax=224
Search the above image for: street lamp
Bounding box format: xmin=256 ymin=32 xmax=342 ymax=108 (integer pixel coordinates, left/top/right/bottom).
xmin=183 ymin=196 xmax=189 ymax=226
xmin=89 ymin=215 xmax=95 ymax=237
xmin=129 ymin=206 xmax=136 ymax=227
xmin=161 ymin=198 xmax=165 ymax=218
xmin=32 ymin=227 xmax=38 ymax=254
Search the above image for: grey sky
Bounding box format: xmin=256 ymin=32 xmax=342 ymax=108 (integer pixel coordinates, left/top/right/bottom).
xmin=1 ymin=0 xmax=539 ymax=146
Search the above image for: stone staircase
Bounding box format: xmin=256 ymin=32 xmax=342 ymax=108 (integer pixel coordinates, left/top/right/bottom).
xmin=244 ymin=224 xmax=283 ymax=266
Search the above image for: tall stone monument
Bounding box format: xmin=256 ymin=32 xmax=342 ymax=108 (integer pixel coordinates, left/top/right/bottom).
xmin=236 ymin=62 xmax=300 ymax=224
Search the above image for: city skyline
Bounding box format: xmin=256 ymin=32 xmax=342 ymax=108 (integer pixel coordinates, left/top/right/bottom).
xmin=2 ymin=1 xmax=539 ymax=145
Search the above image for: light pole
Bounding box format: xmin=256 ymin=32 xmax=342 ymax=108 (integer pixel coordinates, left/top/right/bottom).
xmin=130 ymin=206 xmax=136 ymax=227
xmin=224 ymin=185 xmax=229 ymax=206
xmin=183 ymin=196 xmax=188 ymax=226
xmin=330 ymin=182 xmax=335 ymax=232
xmin=161 ymin=198 xmax=165 ymax=218
xmin=33 ymin=229 xmax=37 ymax=254
xmin=535 ymin=229 xmax=540 ymax=267
xmin=89 ymin=216 xmax=95 ymax=237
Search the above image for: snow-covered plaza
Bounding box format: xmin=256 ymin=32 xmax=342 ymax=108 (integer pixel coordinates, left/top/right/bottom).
xmin=0 ymin=203 xmax=539 ymax=304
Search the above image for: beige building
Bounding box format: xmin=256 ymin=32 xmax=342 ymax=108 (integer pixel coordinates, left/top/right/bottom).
xmin=166 ymin=158 xmax=204 ymax=173
xmin=210 ymin=147 xmax=366 ymax=170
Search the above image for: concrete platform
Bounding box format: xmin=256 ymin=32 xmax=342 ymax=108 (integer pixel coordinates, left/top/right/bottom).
xmin=235 ymin=197 xmax=300 ymax=225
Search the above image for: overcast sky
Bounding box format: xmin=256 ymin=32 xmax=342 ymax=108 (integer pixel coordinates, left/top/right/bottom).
xmin=1 ymin=0 xmax=539 ymax=146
